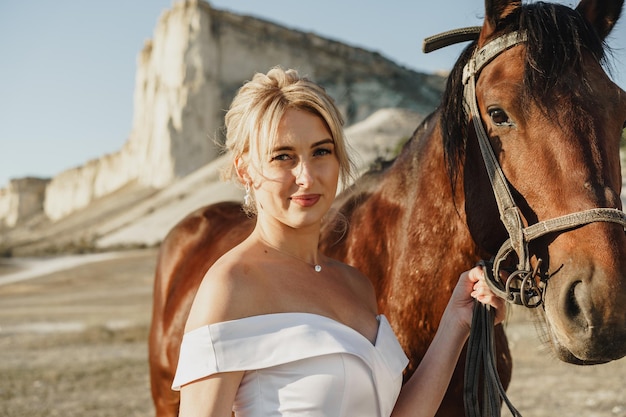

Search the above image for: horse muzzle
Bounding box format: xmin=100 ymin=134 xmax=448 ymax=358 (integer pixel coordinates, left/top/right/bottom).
xmin=542 ymin=223 xmax=626 ymax=364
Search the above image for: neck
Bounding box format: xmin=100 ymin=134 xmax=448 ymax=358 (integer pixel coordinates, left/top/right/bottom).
xmin=253 ymin=224 xmax=323 ymax=271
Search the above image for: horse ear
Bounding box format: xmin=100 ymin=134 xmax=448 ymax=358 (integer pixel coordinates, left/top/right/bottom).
xmin=481 ymin=0 xmax=522 ymax=39
xmin=576 ymin=0 xmax=624 ymax=40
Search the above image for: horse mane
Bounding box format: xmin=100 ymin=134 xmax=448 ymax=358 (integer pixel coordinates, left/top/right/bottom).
xmin=440 ymin=1 xmax=610 ymax=186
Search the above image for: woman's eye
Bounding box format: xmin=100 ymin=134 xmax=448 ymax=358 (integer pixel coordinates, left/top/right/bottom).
xmin=488 ymin=108 xmax=513 ymax=126
xmin=314 ymin=148 xmax=332 ymax=157
xmin=270 ymin=153 xmax=291 ymax=162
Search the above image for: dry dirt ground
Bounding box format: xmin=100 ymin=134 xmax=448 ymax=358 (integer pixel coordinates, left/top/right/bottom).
xmin=1 ymin=249 xmax=625 ymax=417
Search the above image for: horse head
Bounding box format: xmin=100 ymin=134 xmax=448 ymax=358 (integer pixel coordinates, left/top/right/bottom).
xmin=443 ymin=0 xmax=626 ymax=364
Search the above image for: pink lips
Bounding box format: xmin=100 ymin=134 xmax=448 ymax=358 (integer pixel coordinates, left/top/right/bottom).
xmin=290 ymin=194 xmax=321 ymax=207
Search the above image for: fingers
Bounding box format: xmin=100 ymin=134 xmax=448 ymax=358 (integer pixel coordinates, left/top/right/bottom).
xmin=469 ymin=265 xmax=507 ymax=324
xmin=454 ymin=265 xmax=507 ymax=326
xmin=471 ymin=282 xmax=499 ymax=305
xmin=466 ymin=265 xmax=483 ymax=286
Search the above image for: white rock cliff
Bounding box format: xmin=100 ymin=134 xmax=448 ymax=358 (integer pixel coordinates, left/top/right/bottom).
xmin=0 ymin=0 xmax=445 ymax=252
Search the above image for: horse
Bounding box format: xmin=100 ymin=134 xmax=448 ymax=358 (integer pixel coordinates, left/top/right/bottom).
xmin=149 ymin=0 xmax=626 ymax=415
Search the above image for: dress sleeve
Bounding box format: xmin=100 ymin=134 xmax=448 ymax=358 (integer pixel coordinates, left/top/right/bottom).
xmin=171 ymin=326 xmax=217 ymax=390
xmin=171 ymin=316 xmax=349 ymax=390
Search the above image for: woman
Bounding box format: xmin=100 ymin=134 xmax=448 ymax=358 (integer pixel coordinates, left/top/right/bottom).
xmin=172 ymin=67 xmax=505 ymax=417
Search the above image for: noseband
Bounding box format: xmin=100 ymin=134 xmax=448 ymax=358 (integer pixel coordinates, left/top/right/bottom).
xmin=427 ymin=28 xmax=626 ymax=308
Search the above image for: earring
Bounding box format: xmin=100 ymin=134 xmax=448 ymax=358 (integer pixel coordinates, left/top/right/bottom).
xmin=244 ymin=182 xmax=251 ymax=207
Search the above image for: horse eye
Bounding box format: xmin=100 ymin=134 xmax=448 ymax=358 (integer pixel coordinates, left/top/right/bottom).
xmin=488 ymin=108 xmax=513 ymax=126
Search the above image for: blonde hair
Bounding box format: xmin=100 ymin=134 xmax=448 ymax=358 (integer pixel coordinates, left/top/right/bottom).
xmin=221 ymin=67 xmax=355 ymax=192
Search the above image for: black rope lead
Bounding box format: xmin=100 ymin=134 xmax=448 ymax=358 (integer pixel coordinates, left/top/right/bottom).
xmin=464 ymin=301 xmax=522 ymax=417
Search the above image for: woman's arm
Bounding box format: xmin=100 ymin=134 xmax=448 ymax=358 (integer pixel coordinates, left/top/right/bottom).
xmin=179 ymin=371 xmax=244 ymax=417
xmin=391 ymin=266 xmax=505 ymax=417
xmin=177 ymin=255 xmax=256 ymax=417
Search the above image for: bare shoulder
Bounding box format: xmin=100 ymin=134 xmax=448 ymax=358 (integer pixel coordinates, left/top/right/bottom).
xmin=184 ymin=245 xmax=265 ymax=332
xmin=332 ymin=259 xmax=378 ymax=313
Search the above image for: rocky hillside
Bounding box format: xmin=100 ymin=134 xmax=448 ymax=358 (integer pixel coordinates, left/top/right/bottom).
xmin=0 ymin=0 xmax=445 ymax=251
xmin=0 ymin=0 xmax=445 ymax=232
xmin=1 ymin=108 xmax=424 ymax=256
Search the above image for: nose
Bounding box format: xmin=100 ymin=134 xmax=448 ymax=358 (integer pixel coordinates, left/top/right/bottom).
xmin=294 ymin=160 xmax=314 ymax=188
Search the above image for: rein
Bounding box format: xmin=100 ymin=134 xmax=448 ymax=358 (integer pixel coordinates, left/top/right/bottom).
xmin=423 ymin=27 xmax=626 ymax=417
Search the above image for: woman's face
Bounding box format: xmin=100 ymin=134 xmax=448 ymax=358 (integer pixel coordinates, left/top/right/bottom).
xmin=250 ymin=108 xmax=340 ymax=230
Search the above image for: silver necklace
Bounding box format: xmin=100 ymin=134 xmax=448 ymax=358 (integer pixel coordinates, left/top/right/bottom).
xmin=260 ymin=238 xmax=322 ymax=273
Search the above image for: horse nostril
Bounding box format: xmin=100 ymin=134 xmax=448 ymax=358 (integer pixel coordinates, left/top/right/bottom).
xmin=566 ymin=280 xmax=583 ymax=321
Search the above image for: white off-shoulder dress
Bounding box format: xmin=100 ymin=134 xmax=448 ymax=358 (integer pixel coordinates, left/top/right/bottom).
xmin=172 ymin=313 xmax=409 ymax=417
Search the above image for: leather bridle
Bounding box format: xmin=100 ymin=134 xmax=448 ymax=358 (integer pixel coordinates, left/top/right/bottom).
xmin=461 ymin=30 xmax=626 ymax=308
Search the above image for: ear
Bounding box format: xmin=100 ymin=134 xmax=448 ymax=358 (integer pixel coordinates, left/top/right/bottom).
xmin=234 ymin=157 xmax=250 ymax=185
xmin=576 ymin=0 xmax=624 ymax=40
xmin=480 ymin=0 xmax=522 ymax=41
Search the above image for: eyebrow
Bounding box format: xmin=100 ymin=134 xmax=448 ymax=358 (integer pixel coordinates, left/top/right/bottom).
xmin=272 ymin=138 xmax=335 ymax=152
xmin=312 ymin=138 xmax=335 ymax=147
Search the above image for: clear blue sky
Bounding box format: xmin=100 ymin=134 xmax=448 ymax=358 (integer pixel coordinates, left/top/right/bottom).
xmin=0 ymin=0 xmax=624 ymax=188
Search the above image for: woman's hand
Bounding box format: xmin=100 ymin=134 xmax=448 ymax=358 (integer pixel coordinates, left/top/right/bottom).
xmin=448 ymin=265 xmax=507 ymax=331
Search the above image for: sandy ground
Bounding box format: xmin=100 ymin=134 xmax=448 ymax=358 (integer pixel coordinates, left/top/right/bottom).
xmin=0 ymin=250 xmax=156 ymax=417
xmin=1 ymin=249 xmax=625 ymax=417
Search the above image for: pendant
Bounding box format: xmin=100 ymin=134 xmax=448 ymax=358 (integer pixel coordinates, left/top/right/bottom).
xmin=314 ymin=264 xmax=322 ymax=272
